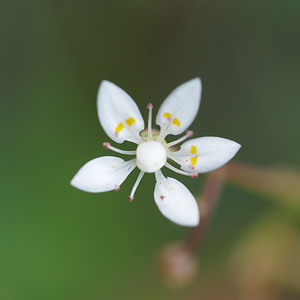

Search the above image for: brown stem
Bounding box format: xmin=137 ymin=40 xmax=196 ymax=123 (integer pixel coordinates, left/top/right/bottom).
xmin=185 ymin=161 xmax=300 ymax=253
xmin=226 ymin=162 xmax=300 ymax=207
xmin=185 ymin=167 xmax=227 ymax=252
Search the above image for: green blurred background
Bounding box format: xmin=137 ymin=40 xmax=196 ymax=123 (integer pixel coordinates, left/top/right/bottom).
xmin=1 ymin=1 xmax=300 ymax=299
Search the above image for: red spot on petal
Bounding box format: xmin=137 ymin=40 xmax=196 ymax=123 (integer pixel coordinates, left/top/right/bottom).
xmin=115 ymin=132 xmax=118 ymax=137
xmin=188 ymin=165 xmax=195 ymax=170
xmin=191 ymin=173 xmax=198 ymax=179
xmin=114 ymin=185 xmax=120 ymax=191
xmin=160 ymin=195 xmax=165 ymax=200
xmin=167 ymin=116 xmax=172 ymax=121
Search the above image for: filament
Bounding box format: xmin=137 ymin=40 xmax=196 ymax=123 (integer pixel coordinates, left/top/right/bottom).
xmin=147 ymin=103 xmax=153 ymax=139
xmin=167 ymin=130 xmax=194 ymax=148
xmin=165 ymin=162 xmax=197 ymax=178
xmin=103 ymin=142 xmax=136 ymax=155
xmin=129 ymin=171 xmax=145 ymax=201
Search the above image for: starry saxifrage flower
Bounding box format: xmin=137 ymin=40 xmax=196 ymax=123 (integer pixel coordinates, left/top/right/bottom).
xmin=71 ymin=78 xmax=241 ymax=226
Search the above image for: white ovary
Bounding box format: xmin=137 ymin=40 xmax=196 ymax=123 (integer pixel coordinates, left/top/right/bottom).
xmin=136 ymin=141 xmax=167 ymax=173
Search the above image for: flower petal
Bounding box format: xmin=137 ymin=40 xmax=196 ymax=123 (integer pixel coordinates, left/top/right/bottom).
xmin=154 ymin=171 xmax=199 ymax=227
xmin=156 ymin=78 xmax=202 ymax=138
xmin=169 ymin=137 xmax=241 ymax=173
xmin=71 ymin=156 xmax=136 ymax=193
xmin=97 ymin=80 xmax=144 ymax=144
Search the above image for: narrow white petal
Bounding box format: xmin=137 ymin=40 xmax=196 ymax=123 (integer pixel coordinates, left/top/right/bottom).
xmin=71 ymin=156 xmax=136 ymax=193
xmin=154 ymin=171 xmax=199 ymax=227
xmin=156 ymin=78 xmax=202 ymax=137
xmin=97 ymin=80 xmax=144 ymax=144
xmin=169 ymin=137 xmax=241 ymax=173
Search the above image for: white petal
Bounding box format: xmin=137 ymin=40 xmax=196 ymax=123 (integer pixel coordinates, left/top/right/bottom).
xmin=154 ymin=171 xmax=199 ymax=227
xmin=97 ymin=80 xmax=144 ymax=144
xmin=156 ymin=78 xmax=202 ymax=137
xmin=71 ymin=156 xmax=136 ymax=193
xmin=169 ymin=137 xmax=241 ymax=173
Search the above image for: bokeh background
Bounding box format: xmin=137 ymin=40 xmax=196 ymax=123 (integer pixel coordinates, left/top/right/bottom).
xmin=1 ymin=1 xmax=300 ymax=299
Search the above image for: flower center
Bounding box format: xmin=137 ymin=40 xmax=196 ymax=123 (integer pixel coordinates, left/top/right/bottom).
xmin=136 ymin=141 xmax=167 ymax=173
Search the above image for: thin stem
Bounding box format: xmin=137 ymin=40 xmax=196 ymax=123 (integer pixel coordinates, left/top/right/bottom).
xmin=129 ymin=171 xmax=144 ymax=201
xmin=185 ymin=167 xmax=226 ymax=252
xmin=103 ymin=142 xmax=136 ymax=155
xmin=147 ymin=103 xmax=153 ymax=139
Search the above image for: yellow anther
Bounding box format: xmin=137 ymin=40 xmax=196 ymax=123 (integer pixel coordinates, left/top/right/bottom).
xmin=190 ymin=156 xmax=197 ymax=166
xmin=163 ymin=112 xmax=172 ymax=118
xmin=172 ymin=118 xmax=180 ymax=127
xmin=190 ymin=145 xmax=197 ymax=154
xmin=126 ymin=117 xmax=135 ymax=126
xmin=115 ymin=122 xmax=124 ymax=132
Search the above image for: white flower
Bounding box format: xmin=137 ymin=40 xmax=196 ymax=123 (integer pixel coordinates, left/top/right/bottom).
xmin=71 ymin=78 xmax=241 ymax=227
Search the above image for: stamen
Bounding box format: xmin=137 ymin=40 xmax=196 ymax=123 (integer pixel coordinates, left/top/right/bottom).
xmin=129 ymin=171 xmax=144 ymax=201
xmin=164 ymin=162 xmax=195 ymax=177
xmin=154 ymin=169 xmax=165 ymax=184
xmin=167 ymin=130 xmax=194 ymax=148
xmin=186 ymin=130 xmax=194 ymax=137
xmin=147 ymin=103 xmax=153 ymax=138
xmin=103 ymin=142 xmax=136 ymax=155
xmin=114 ymin=185 xmax=120 ymax=191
